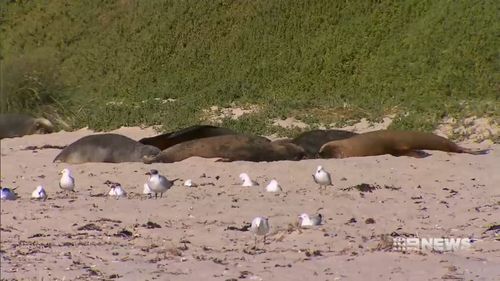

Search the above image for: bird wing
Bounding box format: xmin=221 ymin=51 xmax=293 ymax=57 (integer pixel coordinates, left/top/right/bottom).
xmin=159 ymin=176 xmax=172 ymax=189
xmin=327 ymin=172 xmax=332 ymax=185
xmin=311 ymin=214 xmax=323 ymax=225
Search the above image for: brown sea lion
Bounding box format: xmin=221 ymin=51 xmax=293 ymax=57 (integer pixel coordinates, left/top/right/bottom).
xmin=139 ymin=125 xmax=237 ymax=150
xmin=291 ymin=129 xmax=358 ymax=158
xmin=54 ymin=134 xmax=161 ymax=164
xmin=318 ymin=130 xmax=490 ymax=158
xmin=143 ymin=134 xmax=305 ymax=163
xmin=0 ymin=113 xmax=54 ymax=139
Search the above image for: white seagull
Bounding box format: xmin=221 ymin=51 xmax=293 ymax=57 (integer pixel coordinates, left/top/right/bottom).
xmin=184 ymin=179 xmax=198 ymax=187
xmin=59 ymin=168 xmax=75 ymax=193
xmin=145 ymin=169 xmax=175 ymax=199
xmin=240 ymin=173 xmax=259 ymax=187
xmin=250 ymin=216 xmax=270 ymax=248
xmin=31 ymin=185 xmax=48 ymax=200
xmin=108 ymin=183 xmax=127 ymax=199
xmin=1 ymin=187 xmax=17 ymax=201
xmin=298 ymin=213 xmax=323 ymax=228
xmin=312 ymin=165 xmax=332 ymax=190
xmin=265 ymin=179 xmax=282 ymax=193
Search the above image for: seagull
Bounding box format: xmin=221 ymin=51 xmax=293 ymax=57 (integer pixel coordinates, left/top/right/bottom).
xmin=31 ymin=185 xmax=48 ymax=201
xmin=1 ymin=187 xmax=17 ymax=201
xmin=312 ymin=165 xmax=332 ymax=190
xmin=184 ymin=179 xmax=198 ymax=187
xmin=298 ymin=213 xmax=323 ymax=228
xmin=250 ymin=216 xmax=270 ymax=248
xmin=145 ymin=169 xmax=175 ymax=199
xmin=108 ymin=183 xmax=127 ymax=199
xmin=59 ymin=168 xmax=75 ymax=193
xmin=265 ymin=179 xmax=282 ymax=193
xmin=239 ymin=173 xmax=259 ymax=187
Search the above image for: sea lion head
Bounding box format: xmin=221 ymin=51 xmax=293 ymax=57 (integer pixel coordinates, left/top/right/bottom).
xmin=142 ymin=155 xmax=154 ymax=164
xmin=276 ymin=142 xmax=306 ymax=160
xmin=318 ymin=143 xmax=345 ymax=159
xmin=139 ymin=144 xmax=161 ymax=158
xmin=33 ymin=118 xmax=54 ymax=134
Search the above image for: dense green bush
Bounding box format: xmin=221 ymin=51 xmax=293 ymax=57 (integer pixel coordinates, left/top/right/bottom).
xmin=1 ymin=0 xmax=498 ymax=134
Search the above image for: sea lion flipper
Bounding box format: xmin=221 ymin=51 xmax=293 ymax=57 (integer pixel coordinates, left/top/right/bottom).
xmin=463 ymin=148 xmax=491 ymax=155
xmin=402 ymin=150 xmax=431 ymax=158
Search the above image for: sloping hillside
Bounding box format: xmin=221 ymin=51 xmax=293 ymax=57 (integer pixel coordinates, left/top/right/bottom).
xmin=1 ymin=0 xmax=498 ymax=135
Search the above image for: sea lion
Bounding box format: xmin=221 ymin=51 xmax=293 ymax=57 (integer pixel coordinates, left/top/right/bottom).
xmin=291 ymin=129 xmax=358 ymax=158
xmin=139 ymin=125 xmax=237 ymax=150
xmin=318 ymin=130 xmax=490 ymax=158
xmin=143 ymin=134 xmax=305 ymax=163
xmin=0 ymin=113 xmax=54 ymax=139
xmin=53 ymin=133 xmax=161 ymax=164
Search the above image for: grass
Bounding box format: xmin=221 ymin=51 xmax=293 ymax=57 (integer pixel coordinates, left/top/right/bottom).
xmin=0 ymin=0 xmax=498 ymax=136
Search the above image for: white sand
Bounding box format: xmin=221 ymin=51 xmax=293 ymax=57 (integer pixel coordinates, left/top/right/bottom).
xmin=1 ymin=127 xmax=499 ymax=280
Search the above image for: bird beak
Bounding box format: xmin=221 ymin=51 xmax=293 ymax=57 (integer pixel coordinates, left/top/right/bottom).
xmin=145 ymin=172 xmax=151 ymax=176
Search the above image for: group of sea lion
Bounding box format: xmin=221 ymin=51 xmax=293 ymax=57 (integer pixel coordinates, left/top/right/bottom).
xmin=0 ymin=114 xmax=488 ymax=163
xmin=50 ymin=124 xmax=489 ymax=164
xmin=53 ymin=125 xmax=308 ymax=164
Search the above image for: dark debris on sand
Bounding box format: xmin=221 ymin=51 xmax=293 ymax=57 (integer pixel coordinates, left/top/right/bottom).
xmin=77 ymin=223 xmax=102 ymax=231
xmin=114 ymin=229 xmax=133 ymax=238
xmin=342 ymin=183 xmax=404 ymax=192
xmin=224 ymin=223 xmax=251 ymax=232
xmin=22 ymin=144 xmax=67 ymax=150
xmin=142 ymin=221 xmax=162 ymax=229
xmin=342 ymin=183 xmax=381 ymax=193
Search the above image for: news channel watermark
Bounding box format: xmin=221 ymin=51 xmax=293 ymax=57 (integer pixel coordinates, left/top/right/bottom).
xmin=392 ymin=237 xmax=475 ymax=252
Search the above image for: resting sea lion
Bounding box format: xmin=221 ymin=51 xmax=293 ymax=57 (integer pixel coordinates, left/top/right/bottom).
xmin=139 ymin=125 xmax=237 ymax=150
xmin=0 ymin=113 xmax=54 ymax=139
xmin=291 ymin=129 xmax=358 ymax=158
xmin=318 ymin=130 xmax=490 ymax=158
xmin=143 ymin=134 xmax=305 ymax=163
xmin=54 ymin=133 xmax=161 ymax=164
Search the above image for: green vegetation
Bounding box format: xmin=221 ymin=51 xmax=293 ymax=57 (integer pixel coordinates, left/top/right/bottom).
xmin=1 ymin=0 xmax=498 ymax=136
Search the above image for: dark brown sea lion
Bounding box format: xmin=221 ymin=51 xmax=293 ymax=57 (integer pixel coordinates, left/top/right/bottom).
xmin=139 ymin=125 xmax=237 ymax=150
xmin=318 ymin=130 xmax=490 ymax=158
xmin=143 ymin=134 xmax=305 ymax=163
xmin=0 ymin=113 xmax=54 ymax=139
xmin=291 ymin=129 xmax=358 ymax=158
xmin=54 ymin=134 xmax=161 ymax=164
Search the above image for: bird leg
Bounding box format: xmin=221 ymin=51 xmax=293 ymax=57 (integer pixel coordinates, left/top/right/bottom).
xmin=155 ymin=193 xmax=158 ymax=199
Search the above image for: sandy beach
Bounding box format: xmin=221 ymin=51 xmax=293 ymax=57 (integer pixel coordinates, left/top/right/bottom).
xmin=1 ymin=127 xmax=499 ymax=280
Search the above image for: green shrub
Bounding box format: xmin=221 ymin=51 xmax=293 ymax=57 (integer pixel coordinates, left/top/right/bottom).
xmin=1 ymin=0 xmax=498 ymax=134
